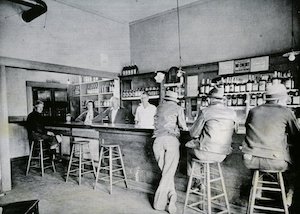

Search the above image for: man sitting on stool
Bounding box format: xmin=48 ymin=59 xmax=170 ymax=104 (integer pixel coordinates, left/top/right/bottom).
xmin=27 ymin=100 xmax=62 ymax=157
xmin=186 ymin=86 xmax=237 ymax=187
xmin=242 ymin=84 xmax=300 ymax=205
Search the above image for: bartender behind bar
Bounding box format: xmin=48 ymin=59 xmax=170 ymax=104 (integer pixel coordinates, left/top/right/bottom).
xmin=93 ymin=96 xmax=134 ymax=124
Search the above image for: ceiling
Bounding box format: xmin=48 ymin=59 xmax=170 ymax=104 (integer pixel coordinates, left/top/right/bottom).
xmin=57 ymin=0 xmax=202 ymax=24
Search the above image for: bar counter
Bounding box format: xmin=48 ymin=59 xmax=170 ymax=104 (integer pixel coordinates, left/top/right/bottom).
xmin=42 ymin=121 xmax=250 ymax=210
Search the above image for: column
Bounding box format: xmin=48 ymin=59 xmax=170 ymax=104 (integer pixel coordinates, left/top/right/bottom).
xmin=0 ymin=65 xmax=12 ymax=192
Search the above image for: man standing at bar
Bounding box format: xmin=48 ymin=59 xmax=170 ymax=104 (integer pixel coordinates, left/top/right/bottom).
xmin=93 ymin=97 xmax=134 ymax=124
xmin=135 ymin=91 xmax=157 ymax=127
xmin=187 ymin=86 xmax=236 ymax=178
xmin=152 ymin=90 xmax=188 ymax=214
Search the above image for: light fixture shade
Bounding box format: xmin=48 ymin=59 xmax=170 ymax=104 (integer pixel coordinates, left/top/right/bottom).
xmin=283 ymin=50 xmax=300 ymax=61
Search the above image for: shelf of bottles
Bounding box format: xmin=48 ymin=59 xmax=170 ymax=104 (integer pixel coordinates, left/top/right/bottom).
xmin=120 ymin=64 xmax=139 ymax=76
xmin=85 ymin=81 xmax=115 ymax=95
xmin=81 ymin=76 xmax=100 ymax=83
xmin=122 ymin=87 xmax=160 ymax=100
xmin=199 ymin=71 xmax=300 ymax=109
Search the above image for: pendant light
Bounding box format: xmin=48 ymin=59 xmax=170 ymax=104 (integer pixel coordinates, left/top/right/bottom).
xmin=283 ymin=0 xmax=299 ymax=61
xmin=176 ymin=0 xmax=185 ymax=78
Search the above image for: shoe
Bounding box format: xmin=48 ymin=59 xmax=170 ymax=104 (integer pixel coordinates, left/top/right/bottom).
xmin=286 ymin=189 xmax=294 ymax=207
xmin=191 ymin=178 xmax=203 ymax=191
xmin=55 ymin=134 xmax=63 ymax=143
xmin=167 ymin=194 xmax=177 ymax=214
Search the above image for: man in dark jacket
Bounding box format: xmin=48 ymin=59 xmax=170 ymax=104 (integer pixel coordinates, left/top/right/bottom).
xmin=93 ymin=97 xmax=134 ymax=124
xmin=152 ymin=90 xmax=188 ymax=214
xmin=27 ymin=100 xmax=61 ymax=150
xmin=187 ymin=86 xmax=237 ymax=174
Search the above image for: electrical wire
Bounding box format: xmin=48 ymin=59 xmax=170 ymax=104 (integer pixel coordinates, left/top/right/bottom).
xmin=176 ymin=0 xmax=182 ymax=68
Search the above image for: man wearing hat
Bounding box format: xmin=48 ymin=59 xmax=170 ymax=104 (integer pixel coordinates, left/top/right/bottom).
xmin=187 ymin=86 xmax=237 ymax=175
xmin=152 ymin=90 xmax=188 ymax=214
xmin=242 ymin=83 xmax=299 ymax=171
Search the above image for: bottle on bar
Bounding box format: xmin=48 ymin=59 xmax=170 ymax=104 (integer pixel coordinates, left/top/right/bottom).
xmin=257 ymin=93 xmax=264 ymax=106
xmin=293 ymin=91 xmax=300 ymax=105
xmin=205 ymin=79 xmax=211 ymax=94
xmin=240 ymin=80 xmax=246 ymax=92
xmin=231 ymin=95 xmax=237 ymax=106
xmin=200 ymin=79 xmax=205 ymax=94
xmin=250 ymin=94 xmax=257 ymax=106
xmin=225 ymin=78 xmax=230 ymax=93
xmin=237 ymin=94 xmax=244 ymax=106
xmin=226 ymin=95 xmax=232 ymax=106
xmin=234 ymin=78 xmax=240 ymax=93
xmin=258 ymin=77 xmax=266 ymax=92
xmin=246 ymin=75 xmax=253 ymax=92
xmin=287 ymin=91 xmax=292 ymax=105
xmin=229 ymin=77 xmax=235 ymax=93
xmin=252 ymin=77 xmax=259 ymax=92
xmin=272 ymin=71 xmax=281 ymax=85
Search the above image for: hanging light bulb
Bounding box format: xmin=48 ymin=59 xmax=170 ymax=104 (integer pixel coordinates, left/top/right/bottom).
xmin=288 ymin=52 xmax=296 ymax=61
xmin=283 ymin=0 xmax=299 ymax=61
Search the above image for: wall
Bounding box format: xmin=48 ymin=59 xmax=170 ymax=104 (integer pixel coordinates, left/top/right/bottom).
xmin=130 ymin=0 xmax=300 ymax=72
xmin=0 ymin=0 xmax=130 ymax=73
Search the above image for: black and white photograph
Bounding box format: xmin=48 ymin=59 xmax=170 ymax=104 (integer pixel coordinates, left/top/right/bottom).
xmin=0 ymin=0 xmax=300 ymax=213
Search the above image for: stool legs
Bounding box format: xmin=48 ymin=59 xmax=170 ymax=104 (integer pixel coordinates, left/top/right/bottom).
xmin=183 ymin=161 xmax=195 ymax=214
xmin=183 ymin=161 xmax=230 ymax=214
xmin=40 ymin=140 xmax=44 ymax=177
xmin=26 ymin=140 xmax=56 ymax=177
xmin=66 ymin=141 xmax=95 ymax=185
xmin=94 ymin=145 xmax=128 ymax=194
xmin=218 ymin=163 xmax=230 ymax=213
xmin=117 ymin=145 xmax=128 ymax=188
xmin=66 ymin=143 xmax=75 ymax=183
xmin=247 ymin=170 xmax=289 ymax=214
xmin=278 ymin=173 xmax=289 ymax=214
xmin=26 ymin=142 xmax=35 ymax=176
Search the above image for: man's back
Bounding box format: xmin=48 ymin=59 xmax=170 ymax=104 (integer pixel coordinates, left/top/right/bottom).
xmin=190 ymin=104 xmax=236 ymax=154
xmin=243 ymin=103 xmax=299 ymax=162
xmin=154 ymin=101 xmax=186 ymax=138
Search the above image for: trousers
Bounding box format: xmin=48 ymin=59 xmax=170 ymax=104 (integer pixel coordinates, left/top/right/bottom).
xmin=243 ymin=154 xmax=288 ymax=171
xmin=152 ymin=135 xmax=180 ymax=211
xmin=187 ymin=148 xmax=226 ymax=176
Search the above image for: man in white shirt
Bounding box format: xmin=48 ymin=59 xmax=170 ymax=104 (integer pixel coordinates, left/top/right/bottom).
xmin=135 ymin=92 xmax=157 ymax=127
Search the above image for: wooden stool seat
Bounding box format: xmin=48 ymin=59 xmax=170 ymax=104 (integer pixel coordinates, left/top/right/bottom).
xmin=66 ymin=140 xmax=96 ymax=185
xmin=26 ymin=139 xmax=56 ymax=177
xmin=94 ymin=144 xmax=128 ymax=194
xmin=183 ymin=159 xmax=230 ymax=214
xmin=247 ymin=170 xmax=289 ymax=214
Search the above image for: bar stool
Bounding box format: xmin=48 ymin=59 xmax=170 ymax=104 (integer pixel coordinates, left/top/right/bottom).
xmin=94 ymin=144 xmax=128 ymax=194
xmin=66 ymin=140 xmax=96 ymax=185
xmin=26 ymin=140 xmax=56 ymax=177
xmin=183 ymin=159 xmax=230 ymax=214
xmin=247 ymin=170 xmax=289 ymax=214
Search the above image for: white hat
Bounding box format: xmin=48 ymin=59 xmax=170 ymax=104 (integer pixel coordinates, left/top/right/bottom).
xmin=265 ymin=84 xmax=288 ymax=100
xmin=208 ymin=86 xmax=224 ymax=99
xmin=164 ymin=90 xmax=179 ymax=102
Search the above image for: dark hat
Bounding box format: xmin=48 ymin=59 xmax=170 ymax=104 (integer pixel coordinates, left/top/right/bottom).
xmin=164 ymin=90 xmax=179 ymax=102
xmin=208 ymin=86 xmax=224 ymax=99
